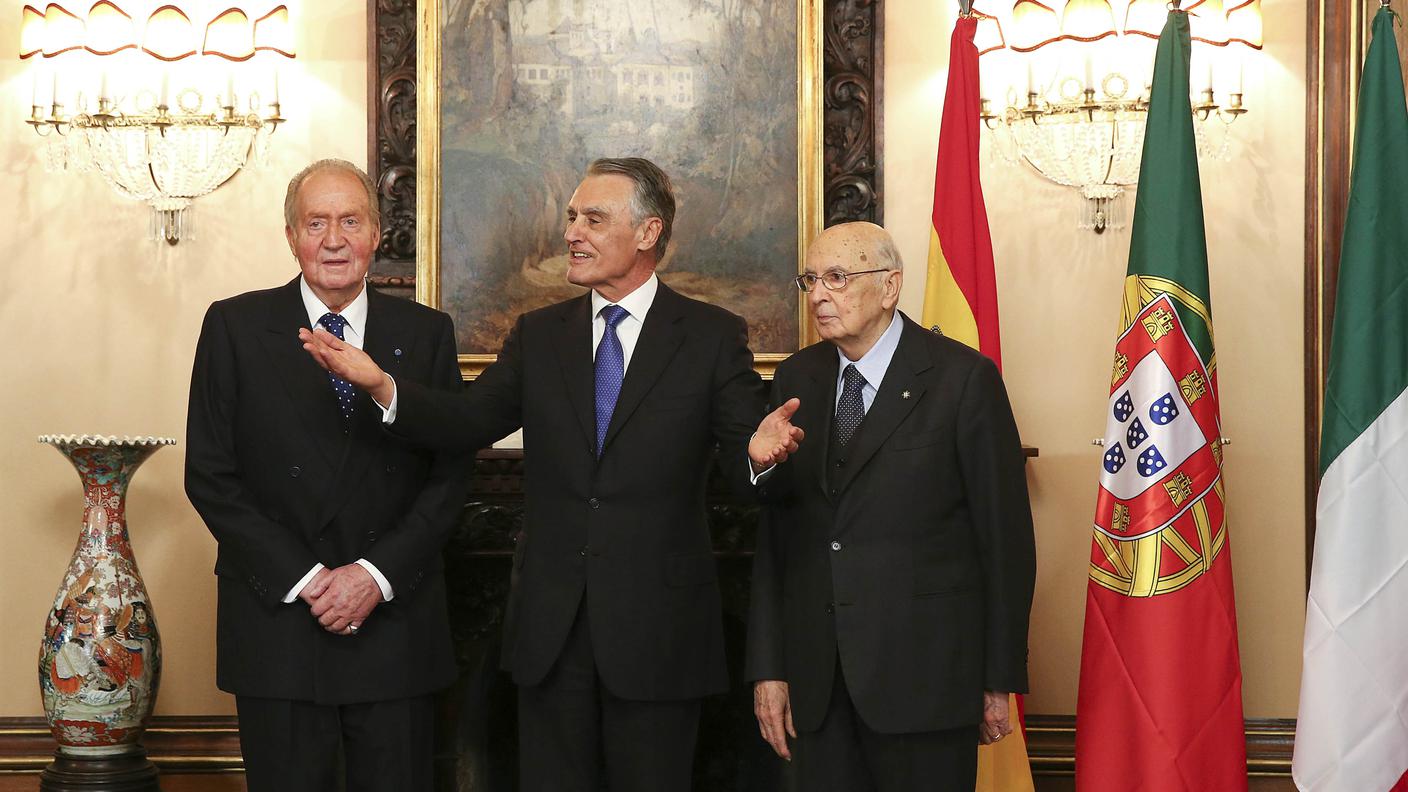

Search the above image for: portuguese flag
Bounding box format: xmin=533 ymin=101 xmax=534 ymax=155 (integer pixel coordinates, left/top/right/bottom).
xmin=922 ymin=14 xmax=1033 ymax=791
xmin=1074 ymin=9 xmax=1247 ymax=791
xmin=1293 ymin=7 xmax=1408 ymax=792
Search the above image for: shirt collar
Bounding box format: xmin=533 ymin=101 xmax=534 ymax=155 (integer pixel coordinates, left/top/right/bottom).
xmin=837 ymin=310 xmax=904 ymax=389
xmin=591 ymin=273 xmax=659 ymax=323
xmin=300 ymin=276 xmax=369 ymax=338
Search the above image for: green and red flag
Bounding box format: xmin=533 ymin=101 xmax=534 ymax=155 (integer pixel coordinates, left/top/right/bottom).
xmin=1075 ymin=9 xmax=1247 ymax=791
xmin=923 ymin=13 xmax=1034 ymax=791
xmin=1294 ymin=7 xmax=1408 ymax=792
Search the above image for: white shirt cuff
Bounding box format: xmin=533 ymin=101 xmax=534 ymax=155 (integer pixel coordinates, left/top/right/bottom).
xmin=376 ymin=376 xmax=398 ymax=423
xmin=284 ymin=563 xmax=326 ymax=603
xmin=748 ymin=455 xmax=776 ymax=485
xmin=355 ymin=558 xmax=395 ymax=602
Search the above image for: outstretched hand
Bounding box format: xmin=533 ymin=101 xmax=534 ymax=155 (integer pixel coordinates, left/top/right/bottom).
xmin=748 ymin=398 xmax=805 ymax=471
xmin=298 ymin=326 xmax=395 ymax=406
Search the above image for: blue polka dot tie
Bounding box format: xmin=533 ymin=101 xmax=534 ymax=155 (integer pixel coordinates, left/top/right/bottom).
xmin=594 ymin=305 xmax=630 ymax=458
xmin=834 ymin=364 xmax=867 ymax=447
xmin=317 ymin=313 xmax=357 ymax=423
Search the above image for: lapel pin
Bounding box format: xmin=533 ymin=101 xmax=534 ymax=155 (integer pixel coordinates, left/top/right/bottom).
xmin=902 ymin=390 xmax=911 ymax=399
xmin=393 ymin=348 xmax=403 ymax=357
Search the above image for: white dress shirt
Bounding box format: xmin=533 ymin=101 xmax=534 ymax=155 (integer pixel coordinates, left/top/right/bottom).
xmin=285 ymin=277 xmax=396 ymax=604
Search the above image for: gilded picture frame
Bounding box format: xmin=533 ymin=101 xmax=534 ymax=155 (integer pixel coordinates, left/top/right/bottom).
xmin=415 ymin=0 xmax=824 ymax=379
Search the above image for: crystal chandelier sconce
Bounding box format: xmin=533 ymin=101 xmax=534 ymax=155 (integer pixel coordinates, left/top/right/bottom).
xmin=18 ymin=3 xmax=296 ymax=244
xmin=969 ymin=0 xmax=1263 ymax=233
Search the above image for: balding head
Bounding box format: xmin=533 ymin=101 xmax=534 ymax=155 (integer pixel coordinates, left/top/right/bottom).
xmin=803 ymin=222 xmax=904 ymax=360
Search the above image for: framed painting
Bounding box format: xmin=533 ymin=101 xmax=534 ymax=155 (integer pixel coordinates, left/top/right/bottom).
xmin=416 ymin=0 xmax=824 ymax=378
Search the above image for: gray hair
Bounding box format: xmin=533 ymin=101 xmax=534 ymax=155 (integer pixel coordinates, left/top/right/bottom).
xmin=873 ymin=228 xmax=904 ymax=272
xmin=283 ymin=159 xmax=380 ymax=229
xmin=586 ymin=157 xmax=676 ymax=259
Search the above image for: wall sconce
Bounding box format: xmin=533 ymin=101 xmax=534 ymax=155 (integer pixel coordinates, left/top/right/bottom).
xmin=972 ymin=0 xmax=1262 ymax=233
xmin=18 ymin=3 xmax=295 ymax=244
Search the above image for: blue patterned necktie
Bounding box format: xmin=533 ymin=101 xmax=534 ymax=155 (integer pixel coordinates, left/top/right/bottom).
xmin=594 ymin=305 xmax=631 ymax=457
xmin=317 ymin=313 xmax=357 ymax=423
xmin=834 ymin=364 xmax=867 ymax=446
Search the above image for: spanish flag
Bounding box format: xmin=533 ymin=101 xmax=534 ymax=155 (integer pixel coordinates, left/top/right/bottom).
xmin=921 ymin=13 xmax=1033 ymax=792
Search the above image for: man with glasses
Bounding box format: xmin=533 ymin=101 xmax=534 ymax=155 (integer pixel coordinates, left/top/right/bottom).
xmin=744 ymin=221 xmax=1036 ymax=791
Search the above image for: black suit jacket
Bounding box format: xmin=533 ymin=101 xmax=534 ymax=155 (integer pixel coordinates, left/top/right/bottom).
xmin=390 ymin=282 xmax=766 ymax=701
xmin=185 ymin=278 xmax=470 ymax=704
xmin=745 ymin=313 xmax=1036 ymax=734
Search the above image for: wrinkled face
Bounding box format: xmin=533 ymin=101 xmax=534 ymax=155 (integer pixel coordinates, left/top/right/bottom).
xmin=804 ymin=231 xmax=900 ymax=353
xmin=564 ymin=174 xmax=658 ymax=298
xmin=285 ymin=169 xmax=378 ymax=311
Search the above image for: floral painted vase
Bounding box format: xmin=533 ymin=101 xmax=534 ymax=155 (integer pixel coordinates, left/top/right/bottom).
xmin=37 ymin=435 xmax=174 ymax=756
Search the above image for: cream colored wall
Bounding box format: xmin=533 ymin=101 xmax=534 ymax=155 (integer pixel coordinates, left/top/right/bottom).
xmin=884 ymin=0 xmax=1307 ymax=717
xmin=0 ymin=0 xmax=1308 ymax=722
xmin=0 ymin=1 xmax=368 ymax=716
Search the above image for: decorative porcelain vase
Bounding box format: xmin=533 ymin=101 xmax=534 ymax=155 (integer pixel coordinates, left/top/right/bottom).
xmin=37 ymin=435 xmax=173 ymax=766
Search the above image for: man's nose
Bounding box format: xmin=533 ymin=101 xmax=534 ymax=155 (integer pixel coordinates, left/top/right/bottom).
xmin=324 ymin=224 xmax=346 ymax=248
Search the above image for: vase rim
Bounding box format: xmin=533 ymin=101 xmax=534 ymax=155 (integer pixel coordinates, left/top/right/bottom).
xmin=38 ymin=434 xmax=178 ymax=447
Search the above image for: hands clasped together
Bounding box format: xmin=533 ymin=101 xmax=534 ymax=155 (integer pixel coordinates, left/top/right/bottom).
xmin=299 ymin=563 xmax=382 ymax=638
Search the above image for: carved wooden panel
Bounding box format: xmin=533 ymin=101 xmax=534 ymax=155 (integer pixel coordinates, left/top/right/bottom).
xmin=366 ymin=0 xmax=883 ymax=290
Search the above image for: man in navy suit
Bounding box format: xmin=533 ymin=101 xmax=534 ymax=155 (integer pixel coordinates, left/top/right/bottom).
xmin=301 ymin=158 xmax=772 ymax=791
xmin=186 ymin=159 xmax=469 ymax=791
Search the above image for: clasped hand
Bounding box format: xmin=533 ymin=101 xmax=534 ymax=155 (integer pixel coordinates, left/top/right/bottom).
xmin=299 ymin=564 xmax=382 ymax=636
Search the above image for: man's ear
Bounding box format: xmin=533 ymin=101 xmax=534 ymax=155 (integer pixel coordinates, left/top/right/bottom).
xmin=882 ymin=269 xmax=903 ymax=309
xmin=636 ymin=217 xmax=663 ymax=253
xmin=285 ymin=225 xmax=297 ymax=257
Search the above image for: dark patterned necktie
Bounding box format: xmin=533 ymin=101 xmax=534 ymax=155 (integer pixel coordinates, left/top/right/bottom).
xmin=834 ymin=364 xmax=867 ymax=447
xmin=594 ymin=305 xmax=631 ymax=457
xmin=317 ymin=313 xmax=356 ymax=422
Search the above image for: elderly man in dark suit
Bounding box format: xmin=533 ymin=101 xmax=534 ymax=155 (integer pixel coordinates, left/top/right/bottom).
xmin=300 ymin=157 xmax=773 ymax=791
xmin=185 ymin=159 xmax=470 ymax=792
xmin=745 ymin=221 xmax=1036 ymax=791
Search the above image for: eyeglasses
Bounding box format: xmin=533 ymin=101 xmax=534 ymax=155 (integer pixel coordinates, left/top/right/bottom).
xmin=793 ymin=268 xmax=890 ymax=293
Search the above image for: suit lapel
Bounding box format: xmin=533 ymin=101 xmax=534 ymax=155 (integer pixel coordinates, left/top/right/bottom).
xmin=551 ymin=293 xmax=597 ymax=454
xmin=600 ymin=283 xmax=687 ymax=455
xmin=260 ymin=278 xmax=345 ymax=468
xmin=831 ymin=317 xmax=932 ymax=497
xmin=795 ymin=347 xmax=839 ymax=499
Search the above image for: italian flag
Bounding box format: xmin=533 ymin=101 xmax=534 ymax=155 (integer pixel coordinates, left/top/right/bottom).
xmin=921 ymin=14 xmax=1033 ymax=791
xmin=1293 ymin=7 xmax=1408 ymax=792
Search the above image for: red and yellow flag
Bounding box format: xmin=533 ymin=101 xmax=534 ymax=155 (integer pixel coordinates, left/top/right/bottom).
xmin=921 ymin=14 xmax=1033 ymax=792
xmin=921 ymin=14 xmax=1002 ymax=369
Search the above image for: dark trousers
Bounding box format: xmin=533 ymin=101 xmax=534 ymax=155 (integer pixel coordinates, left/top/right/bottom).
xmin=235 ymin=694 xmax=433 ymax=792
xmin=518 ymin=599 xmax=702 ymax=792
xmin=794 ymin=663 xmax=979 ymax=792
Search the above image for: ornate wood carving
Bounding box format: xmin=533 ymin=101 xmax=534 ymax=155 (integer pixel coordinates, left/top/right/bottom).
xmin=823 ymin=0 xmax=883 ymax=226
xmin=366 ymin=0 xmax=884 ymax=289
xmin=368 ymin=0 xmax=418 ymax=291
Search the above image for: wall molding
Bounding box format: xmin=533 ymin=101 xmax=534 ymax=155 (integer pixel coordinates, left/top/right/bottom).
xmin=0 ymin=717 xmax=242 ymax=774
xmin=1024 ymin=715 xmax=1295 ymax=778
xmin=0 ymin=714 xmax=1293 ymax=777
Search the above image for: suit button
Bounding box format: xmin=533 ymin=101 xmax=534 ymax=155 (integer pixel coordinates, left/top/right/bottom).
xmin=579 ymin=545 xmax=589 ymax=557
xmin=829 ymin=488 xmax=838 ymax=497
xmin=825 ymin=602 xmax=835 ymax=614
xmin=385 ymin=464 xmax=396 ymax=473
xmin=289 ymin=466 xmax=301 ymax=478
xmin=830 ymin=541 xmax=842 ymax=551
xmin=588 ymin=497 xmax=600 ymax=509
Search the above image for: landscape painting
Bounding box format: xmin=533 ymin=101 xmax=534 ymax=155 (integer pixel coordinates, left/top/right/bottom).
xmin=424 ymin=0 xmax=818 ymax=371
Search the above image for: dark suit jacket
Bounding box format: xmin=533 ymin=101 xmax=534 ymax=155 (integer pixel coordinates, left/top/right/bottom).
xmin=390 ymin=282 xmax=765 ymax=701
xmin=745 ymin=313 xmax=1036 ymax=734
xmin=185 ymin=278 xmax=470 ymax=704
